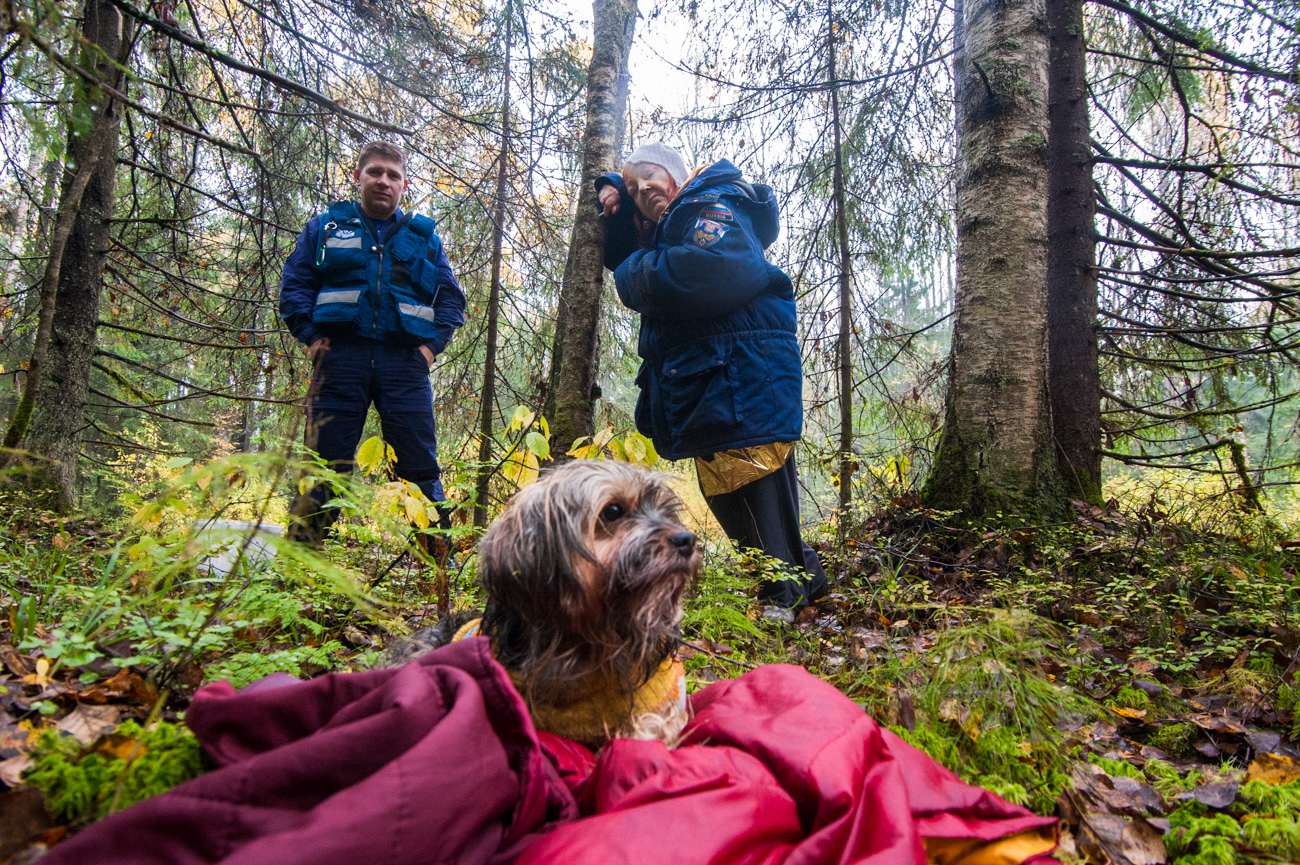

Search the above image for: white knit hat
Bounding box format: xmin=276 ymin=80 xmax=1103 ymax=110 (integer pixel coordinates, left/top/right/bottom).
xmin=625 ymin=142 xmax=689 ymax=187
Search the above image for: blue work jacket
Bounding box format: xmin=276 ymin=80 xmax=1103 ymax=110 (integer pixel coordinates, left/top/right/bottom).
xmin=279 ymin=201 xmax=466 ymax=354
xmin=600 ymin=160 xmax=804 ymax=460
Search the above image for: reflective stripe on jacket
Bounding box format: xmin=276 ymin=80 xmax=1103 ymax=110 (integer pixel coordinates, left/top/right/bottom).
xmin=278 ymin=201 xmax=466 ymax=353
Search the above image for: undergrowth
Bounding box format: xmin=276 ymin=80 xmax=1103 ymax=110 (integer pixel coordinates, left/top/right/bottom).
xmin=1166 ymin=779 xmax=1300 ymax=863
xmin=23 ymin=720 xmax=205 ymax=824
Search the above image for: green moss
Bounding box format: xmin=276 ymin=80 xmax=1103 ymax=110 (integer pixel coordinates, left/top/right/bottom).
xmin=23 ymin=720 xmax=204 ymax=824
xmin=1145 ymin=759 xmax=1201 ymax=797
xmin=1105 ymin=685 xmax=1151 ymax=711
xmin=1148 ymin=722 xmax=1197 ymax=758
xmin=1164 ymin=779 xmax=1300 ymax=863
xmin=1241 ymin=814 xmax=1300 ymax=858
xmin=1245 ymin=654 xmax=1281 ymax=675
xmin=1090 ymin=754 xmax=1144 ymax=780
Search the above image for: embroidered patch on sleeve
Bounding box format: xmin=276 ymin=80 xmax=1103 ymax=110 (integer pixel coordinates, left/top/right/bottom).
xmin=691 ymin=218 xmax=729 ymax=249
xmin=699 ymin=203 xmax=735 ymax=223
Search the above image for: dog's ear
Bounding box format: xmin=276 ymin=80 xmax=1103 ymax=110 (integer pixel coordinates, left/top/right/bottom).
xmin=477 ymin=477 xmax=595 ymax=619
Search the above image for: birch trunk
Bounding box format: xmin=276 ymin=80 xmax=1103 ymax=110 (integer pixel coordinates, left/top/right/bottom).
xmin=922 ymin=0 xmax=1062 ymax=518
xmin=543 ymin=0 xmax=636 ymax=457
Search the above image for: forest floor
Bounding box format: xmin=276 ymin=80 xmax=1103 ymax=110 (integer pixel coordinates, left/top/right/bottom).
xmin=1 ymin=469 xmax=1300 ymax=865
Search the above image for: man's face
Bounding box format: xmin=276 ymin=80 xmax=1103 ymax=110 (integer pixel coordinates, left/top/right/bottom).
xmin=354 ymin=156 xmax=408 ymax=219
xmin=625 ymin=164 xmax=679 ymax=223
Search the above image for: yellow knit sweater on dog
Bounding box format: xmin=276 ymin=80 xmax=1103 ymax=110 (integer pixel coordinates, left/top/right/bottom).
xmin=454 ymin=618 xmax=687 ymax=746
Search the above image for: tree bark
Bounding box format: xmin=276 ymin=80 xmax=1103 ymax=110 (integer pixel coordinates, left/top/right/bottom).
xmin=1046 ymin=0 xmax=1102 ymax=504
xmin=921 ymin=0 xmax=1062 ymax=519
xmin=5 ymin=0 xmax=131 ymax=511
xmin=828 ymin=0 xmax=855 ymax=525
xmin=543 ymin=0 xmax=636 ymax=458
xmin=474 ymin=5 xmax=513 ymax=528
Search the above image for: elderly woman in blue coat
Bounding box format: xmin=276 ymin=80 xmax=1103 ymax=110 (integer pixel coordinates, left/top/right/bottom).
xmin=597 ymin=142 xmax=827 ymax=610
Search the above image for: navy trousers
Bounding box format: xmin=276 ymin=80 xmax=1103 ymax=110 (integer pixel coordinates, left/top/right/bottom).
xmin=703 ymin=456 xmax=828 ymax=608
xmin=292 ymin=338 xmax=445 ymax=541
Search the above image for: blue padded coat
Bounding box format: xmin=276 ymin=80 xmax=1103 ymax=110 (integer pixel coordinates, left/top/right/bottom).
xmin=599 ymin=160 xmax=803 ymax=461
xmin=278 ymin=201 xmax=465 ymax=355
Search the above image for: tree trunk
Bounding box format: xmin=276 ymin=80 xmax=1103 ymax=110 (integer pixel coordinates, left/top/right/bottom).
xmin=474 ymin=5 xmax=513 ymax=528
xmin=543 ymin=0 xmax=636 ymax=458
xmin=1046 ymin=0 xmax=1102 ymax=504
xmin=828 ymin=0 xmax=855 ymax=525
xmin=6 ymin=0 xmax=130 ymax=511
xmin=921 ymin=0 xmax=1061 ymax=519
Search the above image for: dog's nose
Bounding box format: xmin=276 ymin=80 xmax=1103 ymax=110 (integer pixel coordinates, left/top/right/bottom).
xmin=669 ymin=531 xmax=696 ymax=556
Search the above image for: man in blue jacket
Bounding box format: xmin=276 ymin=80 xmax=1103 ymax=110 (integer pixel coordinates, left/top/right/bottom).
xmin=597 ymin=142 xmax=827 ymax=610
xmin=280 ymin=141 xmax=466 ymax=543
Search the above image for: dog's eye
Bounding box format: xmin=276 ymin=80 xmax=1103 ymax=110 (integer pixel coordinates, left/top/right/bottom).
xmin=600 ymin=503 xmax=625 ymax=523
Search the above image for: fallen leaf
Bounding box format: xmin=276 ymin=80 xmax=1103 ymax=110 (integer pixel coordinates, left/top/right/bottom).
xmin=1189 ymin=713 xmax=1248 ymax=734
xmin=19 ymin=660 xmax=49 ymax=688
xmin=57 ymin=704 xmax=120 ymax=745
xmin=1245 ymin=729 xmax=1282 ymax=754
xmin=0 ymin=788 xmax=54 ymax=861
xmin=102 ymin=669 xmax=159 ymax=706
xmin=1111 ymin=775 xmax=1167 ymax=814
xmin=1130 ymin=659 xmax=1156 ymax=674
xmin=1186 ymin=781 xmax=1239 ymax=810
xmin=1110 ymin=706 xmax=1148 ymax=720
xmin=0 ymin=718 xmax=30 ymax=759
xmin=1079 ymin=811 xmax=1168 ymax=865
xmin=90 ymin=733 xmax=146 ymax=762
xmin=0 ymin=755 xmax=32 ymax=787
xmin=1246 ymin=752 xmax=1300 ymax=785
xmin=0 ymin=648 xmax=32 ymax=678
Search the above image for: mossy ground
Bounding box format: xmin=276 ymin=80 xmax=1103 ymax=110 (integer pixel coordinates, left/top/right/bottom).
xmin=2 ymin=472 xmax=1300 ymax=863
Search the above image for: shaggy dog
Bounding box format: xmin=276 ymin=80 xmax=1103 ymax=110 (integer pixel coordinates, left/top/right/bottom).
xmin=390 ymin=460 xmax=701 ymax=747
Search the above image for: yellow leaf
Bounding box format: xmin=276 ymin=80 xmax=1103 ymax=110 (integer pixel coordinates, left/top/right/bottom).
xmin=1109 ymin=706 xmax=1148 ymax=720
xmin=628 ymin=434 xmax=647 ymax=463
xmin=510 ymin=406 xmax=535 ymax=432
xmin=1247 ymin=753 xmax=1300 ymax=785
xmin=355 ymin=435 xmax=390 ymax=475
xmin=592 ymin=426 xmax=615 ymax=451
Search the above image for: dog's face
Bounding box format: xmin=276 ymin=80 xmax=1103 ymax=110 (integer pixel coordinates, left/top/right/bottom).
xmin=478 ymin=460 xmax=700 ymax=705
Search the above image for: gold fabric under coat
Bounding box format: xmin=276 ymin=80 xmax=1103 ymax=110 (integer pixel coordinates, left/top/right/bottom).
xmin=695 ymin=442 xmax=794 ymax=497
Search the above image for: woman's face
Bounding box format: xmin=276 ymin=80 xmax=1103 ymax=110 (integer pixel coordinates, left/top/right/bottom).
xmin=625 ymin=163 xmax=680 ymax=222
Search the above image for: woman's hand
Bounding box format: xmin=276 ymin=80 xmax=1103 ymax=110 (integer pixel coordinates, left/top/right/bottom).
xmin=598 ymin=185 xmax=621 ymax=216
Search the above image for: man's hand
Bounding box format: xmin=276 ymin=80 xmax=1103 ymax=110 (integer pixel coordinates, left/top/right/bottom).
xmin=598 ymin=185 xmax=621 ymax=216
xmin=307 ymin=337 xmax=330 ymax=361
xmin=419 ymin=344 xmax=435 ymax=369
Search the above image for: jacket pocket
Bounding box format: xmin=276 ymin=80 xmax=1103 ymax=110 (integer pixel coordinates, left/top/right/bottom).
xmin=661 ymin=342 xmax=743 ymax=444
xmin=312 ymin=287 xmax=364 ymax=325
xmin=394 ymin=258 xmax=441 ymax=339
xmin=733 ymin=334 xmax=803 ymax=438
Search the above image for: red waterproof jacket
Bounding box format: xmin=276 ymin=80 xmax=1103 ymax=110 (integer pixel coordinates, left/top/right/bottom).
xmin=39 ymin=638 xmax=1059 ymax=865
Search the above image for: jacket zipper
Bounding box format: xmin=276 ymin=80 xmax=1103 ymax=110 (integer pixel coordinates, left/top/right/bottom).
xmin=358 ymin=215 xmax=382 ymax=341
xmin=371 ymin=246 xmax=383 ymax=340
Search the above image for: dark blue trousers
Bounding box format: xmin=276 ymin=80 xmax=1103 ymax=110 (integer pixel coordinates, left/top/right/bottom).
xmin=703 ymin=456 xmax=828 ymax=608
xmin=293 ymin=338 xmax=445 ymax=541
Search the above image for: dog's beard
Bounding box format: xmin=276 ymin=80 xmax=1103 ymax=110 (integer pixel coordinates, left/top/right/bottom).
xmin=478 ymin=462 xmax=699 ymax=714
